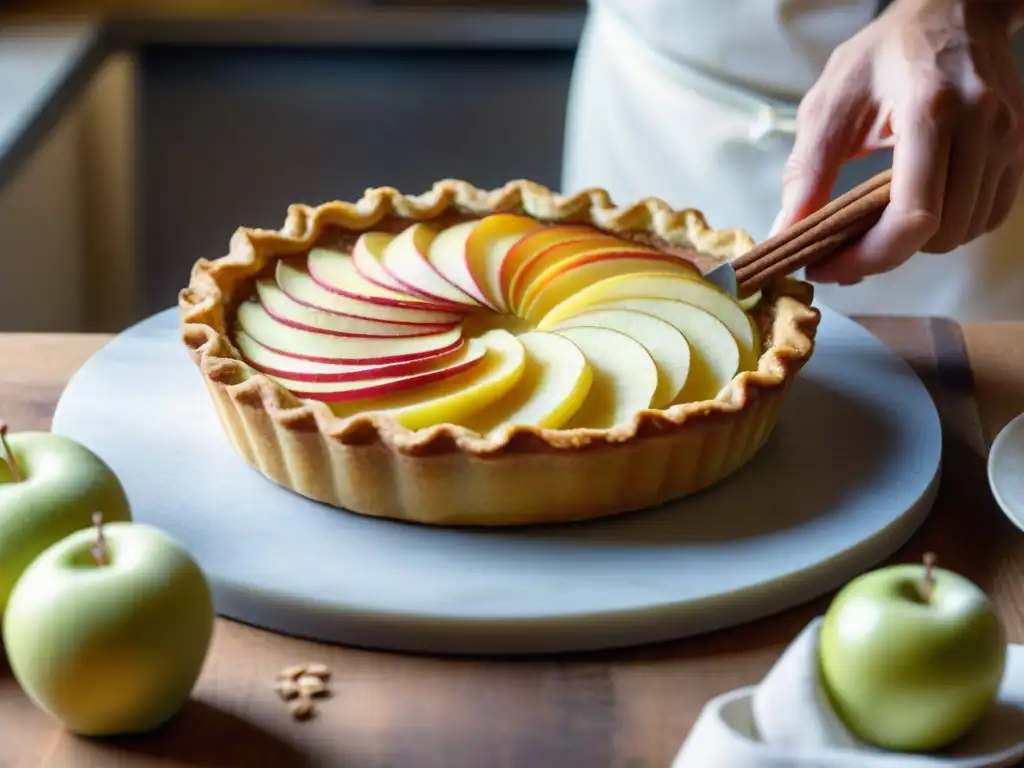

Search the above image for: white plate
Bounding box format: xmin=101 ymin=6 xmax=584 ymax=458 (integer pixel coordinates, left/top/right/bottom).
xmin=988 ymin=412 xmax=1024 ymax=532
xmin=51 ymin=304 xmax=942 ymax=655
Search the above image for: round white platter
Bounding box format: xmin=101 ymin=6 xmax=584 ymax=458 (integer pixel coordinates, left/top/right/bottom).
xmin=52 ymin=305 xmax=942 ymax=655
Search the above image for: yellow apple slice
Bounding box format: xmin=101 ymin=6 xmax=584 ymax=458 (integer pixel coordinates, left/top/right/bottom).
xmin=328 ymin=330 xmax=526 ymax=431
xmin=234 ymin=330 xmax=466 ymax=382
xmin=508 ymin=236 xmax=630 ymax=314
xmin=465 ymin=214 xmax=547 ymax=311
xmin=264 ymin=340 xmax=486 ymax=402
xmin=236 ymin=299 xmax=463 ymax=364
xmin=350 ymin=232 xmax=409 ymax=293
xmin=738 ymin=289 xmax=763 ymax=311
xmin=306 ymin=249 xmax=466 ymax=314
xmin=536 ymin=271 xmax=757 ymax=367
xmin=497 ymin=225 xmax=602 ymax=309
xmin=552 ymin=309 xmax=689 ymax=409
xmin=581 ymin=298 xmax=740 ymax=402
xmin=381 ymin=223 xmax=482 ymax=308
xmin=256 ymin=278 xmax=454 ymax=338
xmin=522 ymin=258 xmax=697 ymax=325
xmin=277 ymin=259 xmax=462 ymax=326
xmin=553 ymin=326 xmax=659 ymax=430
xmin=461 ymin=330 xmax=592 ymax=434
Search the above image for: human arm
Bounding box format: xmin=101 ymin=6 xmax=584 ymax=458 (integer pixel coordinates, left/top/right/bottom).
xmin=773 ymin=0 xmax=1024 ymax=285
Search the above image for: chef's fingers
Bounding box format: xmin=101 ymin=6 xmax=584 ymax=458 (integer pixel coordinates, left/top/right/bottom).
xmin=969 ymin=38 xmax=1024 ymax=239
xmin=985 ymin=162 xmax=1024 ymax=234
xmin=923 ymin=110 xmax=990 ymax=252
xmin=806 ymin=90 xmax=953 ymax=283
xmin=773 ymin=84 xmax=870 ymax=236
xmin=927 ymin=43 xmax=1015 ymax=252
xmin=965 ymin=159 xmax=1007 ymax=243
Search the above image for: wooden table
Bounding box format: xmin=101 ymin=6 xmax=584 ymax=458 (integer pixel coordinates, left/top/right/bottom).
xmin=2 ymin=317 xmax=1023 ymax=768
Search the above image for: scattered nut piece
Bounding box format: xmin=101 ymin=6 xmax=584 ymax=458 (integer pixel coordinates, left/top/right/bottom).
xmin=290 ymin=695 xmax=315 ymax=720
xmin=297 ymin=675 xmax=326 ymax=697
xmin=273 ymin=679 xmax=300 ymax=700
xmin=275 ymin=662 xmax=333 ymax=719
xmin=278 ymin=664 xmax=307 ymax=681
xmin=305 ymin=663 xmax=331 ymax=680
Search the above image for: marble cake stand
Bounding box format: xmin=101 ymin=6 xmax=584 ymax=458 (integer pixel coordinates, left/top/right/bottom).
xmin=51 ymin=305 xmax=942 ymax=655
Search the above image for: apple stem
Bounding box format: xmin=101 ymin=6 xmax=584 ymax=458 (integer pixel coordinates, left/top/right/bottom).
xmin=90 ymin=511 xmax=110 ymax=567
xmin=923 ymin=552 xmax=937 ymax=603
xmin=0 ymin=421 xmax=24 ymax=482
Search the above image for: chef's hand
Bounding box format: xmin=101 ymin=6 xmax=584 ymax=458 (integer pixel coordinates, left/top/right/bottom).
xmin=773 ymin=0 xmax=1024 ymax=285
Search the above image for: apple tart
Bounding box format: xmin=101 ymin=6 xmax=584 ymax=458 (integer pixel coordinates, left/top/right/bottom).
xmin=179 ymin=179 xmax=820 ymax=526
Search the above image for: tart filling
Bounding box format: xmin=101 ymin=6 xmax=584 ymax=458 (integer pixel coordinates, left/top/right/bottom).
xmin=231 ymin=214 xmax=764 ymax=435
xmin=179 ymin=179 xmax=820 ymax=526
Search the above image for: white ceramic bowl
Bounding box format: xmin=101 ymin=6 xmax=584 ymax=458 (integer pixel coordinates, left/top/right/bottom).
xmin=988 ymin=412 xmax=1024 ymax=532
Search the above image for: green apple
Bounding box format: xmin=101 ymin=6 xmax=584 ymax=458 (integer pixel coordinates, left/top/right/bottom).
xmin=0 ymin=425 xmax=132 ymax=617
xmin=819 ymin=554 xmax=1007 ymax=752
xmin=2 ymin=517 xmax=215 ymax=736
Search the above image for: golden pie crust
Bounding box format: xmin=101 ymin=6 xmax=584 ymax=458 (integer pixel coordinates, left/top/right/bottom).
xmin=179 ymin=179 xmax=821 ymax=526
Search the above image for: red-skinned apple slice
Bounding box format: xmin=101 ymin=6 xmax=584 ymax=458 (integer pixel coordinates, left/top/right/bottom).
xmin=277 ymin=259 xmax=462 ymax=325
xmin=380 ymin=223 xmax=482 ymax=308
xmin=236 ymin=299 xmax=463 ymax=364
xmin=510 ymin=241 xmax=661 ymax=315
xmin=497 ymin=225 xmax=601 ymax=308
xmin=262 ymin=341 xmax=486 ymax=402
xmin=350 ymin=232 xmax=409 ymax=293
xmin=307 ymin=248 xmax=468 ymax=313
xmin=425 ymin=220 xmax=491 ymax=307
xmin=256 ymin=278 xmax=453 ymax=338
xmin=507 ymin=237 xmax=634 ymax=315
xmin=327 ymin=330 xmax=526 ymax=431
xmin=427 ymin=214 xmax=546 ymax=311
xmin=234 ymin=330 xmax=467 ymax=382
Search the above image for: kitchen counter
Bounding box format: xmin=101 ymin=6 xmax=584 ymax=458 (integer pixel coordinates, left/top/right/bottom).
xmin=2 ymin=316 xmax=1022 ymax=766
xmin=0 ymin=3 xmax=586 ymax=190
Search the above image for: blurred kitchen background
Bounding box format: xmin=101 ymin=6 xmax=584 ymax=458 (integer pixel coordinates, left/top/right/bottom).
xmin=0 ymin=1 xmax=586 ymax=332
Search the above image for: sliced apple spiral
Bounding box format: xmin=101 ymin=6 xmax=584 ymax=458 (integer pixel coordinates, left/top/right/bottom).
xmin=232 ymin=211 xmax=762 ymax=434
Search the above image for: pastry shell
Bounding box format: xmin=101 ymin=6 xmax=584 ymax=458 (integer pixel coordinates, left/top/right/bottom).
xmin=179 ymin=179 xmax=821 ymax=526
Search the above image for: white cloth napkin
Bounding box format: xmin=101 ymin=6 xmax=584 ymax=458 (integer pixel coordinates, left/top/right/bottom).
xmin=673 ymin=618 xmax=1024 ymax=768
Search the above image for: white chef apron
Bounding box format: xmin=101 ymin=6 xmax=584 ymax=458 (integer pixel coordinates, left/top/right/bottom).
xmin=562 ymin=1 xmax=1024 ymax=321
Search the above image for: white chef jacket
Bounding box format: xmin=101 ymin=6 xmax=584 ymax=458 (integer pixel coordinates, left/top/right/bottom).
xmin=562 ymin=0 xmax=1024 ymax=320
